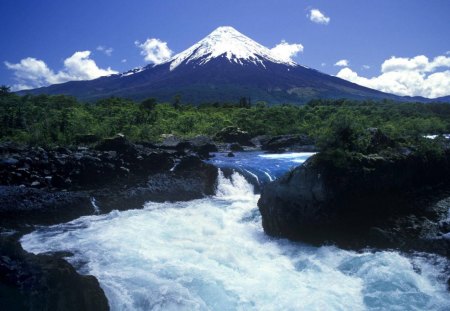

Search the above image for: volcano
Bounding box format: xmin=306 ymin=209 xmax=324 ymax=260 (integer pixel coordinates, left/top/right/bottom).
xmin=19 ymin=26 xmax=445 ymax=104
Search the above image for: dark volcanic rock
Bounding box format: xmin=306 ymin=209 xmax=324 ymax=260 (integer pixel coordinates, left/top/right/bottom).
xmin=214 ymin=126 xmax=253 ymax=146
xmin=0 ymin=137 xmax=178 ymax=191
xmin=0 ymin=137 xmax=221 ymax=310
xmin=158 ymin=135 xmax=217 ymax=158
xmin=0 ymin=237 xmax=109 ymax=311
xmin=258 ymin=150 xmax=450 ymax=255
xmin=250 ymin=135 xmax=271 ymax=148
xmin=261 ymin=134 xmax=315 ymax=152
xmin=229 ymin=143 xmax=244 ymax=152
xmin=188 ymin=135 xmax=218 ymax=158
xmin=94 ymin=155 xmax=218 ymax=210
xmin=75 ymin=134 xmax=100 ymax=145
xmin=95 ymin=134 xmax=136 ymax=154
xmin=0 ymin=186 xmax=92 ymax=228
xmin=159 ymin=134 xmax=191 ymax=151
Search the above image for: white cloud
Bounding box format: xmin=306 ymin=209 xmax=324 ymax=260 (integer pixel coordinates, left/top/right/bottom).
xmin=336 ymin=54 xmax=450 ymax=98
xmin=362 ymin=65 xmax=370 ymax=70
xmin=321 ymin=63 xmax=326 ymax=67
xmin=308 ymin=9 xmax=330 ymax=25
xmin=334 ymin=59 xmax=349 ymax=67
xmin=270 ymin=40 xmax=304 ymax=62
xmin=96 ymin=45 xmax=113 ymax=56
xmin=5 ymin=58 xmax=57 ymax=88
xmin=121 ymin=59 xmax=127 ymax=63
xmin=135 ymin=38 xmax=173 ymax=64
xmin=62 ymin=51 xmax=117 ymax=80
xmin=381 ymin=55 xmax=450 ymax=73
xmin=5 ymin=51 xmax=117 ymax=91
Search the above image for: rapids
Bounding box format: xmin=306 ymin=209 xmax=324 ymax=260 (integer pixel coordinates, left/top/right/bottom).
xmin=21 ymin=152 xmax=450 ymax=310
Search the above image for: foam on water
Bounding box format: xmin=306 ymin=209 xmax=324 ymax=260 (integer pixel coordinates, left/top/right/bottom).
xmin=21 ymin=154 xmax=450 ymax=310
xmin=207 ymin=151 xmax=315 ymax=186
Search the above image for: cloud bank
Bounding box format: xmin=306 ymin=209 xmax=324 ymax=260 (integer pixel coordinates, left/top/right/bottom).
xmin=336 ymin=54 xmax=450 ymax=98
xmin=5 ymin=51 xmax=117 ymax=91
xmin=270 ymin=40 xmax=304 ymax=62
xmin=308 ymin=9 xmax=330 ymax=25
xmin=135 ymin=38 xmax=173 ymax=64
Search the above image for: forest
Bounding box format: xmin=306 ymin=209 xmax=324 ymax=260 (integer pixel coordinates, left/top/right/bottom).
xmin=1 ymin=87 xmax=450 ymax=149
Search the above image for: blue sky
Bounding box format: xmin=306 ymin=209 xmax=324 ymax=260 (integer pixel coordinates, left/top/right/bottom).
xmin=1 ymin=0 xmax=449 ymax=97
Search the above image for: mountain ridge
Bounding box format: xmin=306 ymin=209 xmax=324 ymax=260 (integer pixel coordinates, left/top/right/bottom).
xmin=18 ymin=26 xmax=450 ymax=104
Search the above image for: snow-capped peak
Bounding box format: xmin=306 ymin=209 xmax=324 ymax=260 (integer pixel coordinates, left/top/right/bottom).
xmin=166 ymin=26 xmax=298 ymax=71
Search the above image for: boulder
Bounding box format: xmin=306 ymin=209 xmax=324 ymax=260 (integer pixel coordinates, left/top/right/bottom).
xmin=95 ymin=134 xmax=136 ymax=154
xmin=75 ymin=134 xmax=100 ymax=145
xmin=258 ymin=150 xmax=450 ymax=255
xmin=250 ymin=135 xmax=271 ymax=148
xmin=229 ymin=143 xmax=244 ymax=152
xmin=0 ymin=142 xmax=25 ymax=155
xmin=159 ymin=134 xmax=191 ymax=151
xmin=0 ymin=237 xmax=108 ymax=311
xmin=188 ymin=135 xmax=218 ymax=158
xmin=261 ymin=134 xmax=315 ymax=152
xmin=0 ymin=158 xmax=19 ymax=167
xmin=214 ymin=126 xmax=253 ymax=146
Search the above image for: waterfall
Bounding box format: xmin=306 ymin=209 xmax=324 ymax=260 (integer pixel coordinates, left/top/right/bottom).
xmin=20 ymin=153 xmax=450 ymax=310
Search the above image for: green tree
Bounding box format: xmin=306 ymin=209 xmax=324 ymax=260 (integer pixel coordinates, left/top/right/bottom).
xmin=173 ymin=94 xmax=181 ymax=109
xmin=140 ymin=98 xmax=158 ymax=111
xmin=0 ymin=85 xmax=11 ymax=97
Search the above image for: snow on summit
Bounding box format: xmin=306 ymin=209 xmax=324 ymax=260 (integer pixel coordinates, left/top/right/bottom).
xmin=166 ymin=26 xmax=298 ymax=70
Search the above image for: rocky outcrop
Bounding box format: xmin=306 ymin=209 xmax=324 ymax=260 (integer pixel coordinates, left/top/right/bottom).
xmin=95 ymin=133 xmax=136 ymax=154
xmin=214 ymin=126 xmax=253 ymax=146
xmin=258 ymin=150 xmax=450 ymax=256
xmin=159 ymin=135 xmax=218 ymax=158
xmin=0 ymin=186 xmax=92 ymax=228
xmin=0 ymin=138 xmax=177 ymax=191
xmin=0 ymin=136 xmax=220 ymax=310
xmin=0 ymin=236 xmax=109 ymax=311
xmin=261 ymin=134 xmax=316 ymax=152
xmin=92 ymin=155 xmax=218 ymax=210
xmin=187 ymin=135 xmax=218 ymax=158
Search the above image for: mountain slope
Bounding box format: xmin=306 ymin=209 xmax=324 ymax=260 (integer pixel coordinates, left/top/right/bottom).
xmin=18 ymin=27 xmax=448 ymax=104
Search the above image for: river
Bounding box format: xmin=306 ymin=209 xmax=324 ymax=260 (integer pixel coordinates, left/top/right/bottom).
xmin=21 ymin=152 xmax=450 ymax=310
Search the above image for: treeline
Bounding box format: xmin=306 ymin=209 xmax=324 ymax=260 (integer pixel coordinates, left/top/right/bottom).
xmin=1 ymin=89 xmax=450 ymax=146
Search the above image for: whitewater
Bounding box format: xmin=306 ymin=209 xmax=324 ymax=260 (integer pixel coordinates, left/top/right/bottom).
xmin=21 ymin=152 xmax=450 ymax=310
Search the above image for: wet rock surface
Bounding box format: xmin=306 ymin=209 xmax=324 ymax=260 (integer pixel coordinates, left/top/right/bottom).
xmin=0 ymin=236 xmax=109 ymax=311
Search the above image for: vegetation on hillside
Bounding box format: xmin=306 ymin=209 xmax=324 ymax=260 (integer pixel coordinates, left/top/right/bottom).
xmin=1 ymin=87 xmax=450 ymax=148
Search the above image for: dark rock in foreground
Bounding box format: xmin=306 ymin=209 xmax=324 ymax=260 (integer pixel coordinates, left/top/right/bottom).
xmin=0 ymin=136 xmax=219 ymax=310
xmin=0 ymin=236 xmax=109 ymax=311
xmin=93 ymin=155 xmax=218 ymax=211
xmin=258 ymin=150 xmax=450 ymax=256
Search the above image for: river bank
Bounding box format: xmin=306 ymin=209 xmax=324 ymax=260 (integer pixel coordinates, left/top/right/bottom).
xmin=0 ymin=135 xmax=221 ymax=310
xmin=1 ymin=130 xmax=450 ymax=309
